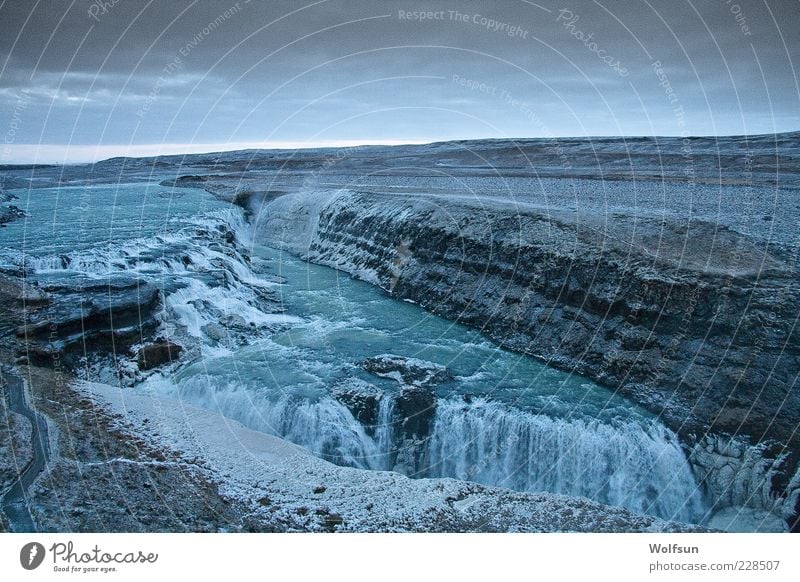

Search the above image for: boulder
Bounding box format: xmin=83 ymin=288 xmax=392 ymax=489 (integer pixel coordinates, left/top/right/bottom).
xmin=331 ymin=378 xmax=384 ymax=430
xmin=136 ymin=342 xmax=183 ymax=370
xmin=0 ymin=189 xmax=18 ymax=202
xmin=0 ymin=205 xmax=26 ymax=226
xmin=394 ymin=384 xmax=436 ymax=440
xmin=361 ymin=354 xmax=451 ymax=388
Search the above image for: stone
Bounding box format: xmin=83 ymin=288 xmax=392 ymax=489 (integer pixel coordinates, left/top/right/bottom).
xmin=394 ymin=384 xmax=436 ymax=440
xmin=136 ymin=342 xmax=183 ymax=370
xmin=0 ymin=205 xmax=26 ymax=226
xmin=361 ymin=354 xmax=451 ymax=388
xmin=202 ymin=323 xmax=228 ymax=342
xmin=331 ymin=378 xmax=383 ymax=430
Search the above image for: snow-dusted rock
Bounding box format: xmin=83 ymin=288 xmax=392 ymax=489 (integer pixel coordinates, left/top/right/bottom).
xmin=361 ymin=354 xmax=451 ymax=388
xmin=331 ymin=377 xmax=384 ymax=430
xmin=689 ymin=434 xmax=799 ymax=527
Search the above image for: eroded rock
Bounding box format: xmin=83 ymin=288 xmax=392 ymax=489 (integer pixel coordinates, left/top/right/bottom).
xmin=136 ymin=342 xmax=183 ymax=370
xmin=331 ymin=378 xmax=384 ymax=430
xmin=362 ymin=354 xmax=451 ymax=388
xmin=689 ymin=434 xmax=800 ymax=529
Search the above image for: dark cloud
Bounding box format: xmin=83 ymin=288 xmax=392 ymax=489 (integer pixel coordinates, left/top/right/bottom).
xmin=1 ymin=0 xmax=798 ymax=161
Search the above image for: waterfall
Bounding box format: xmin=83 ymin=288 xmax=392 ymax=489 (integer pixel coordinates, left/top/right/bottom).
xmin=426 ymin=398 xmax=705 ymax=523
xmin=260 ymin=395 xmax=382 ymax=469
xmin=374 ymin=396 xmax=396 ymax=470
xmin=166 ymin=374 xmax=382 ymax=469
xmin=166 ymin=370 xmax=705 ymax=522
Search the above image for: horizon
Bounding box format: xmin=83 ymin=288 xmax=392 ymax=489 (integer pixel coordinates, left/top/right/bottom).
xmin=4 ymin=127 xmax=799 ymax=165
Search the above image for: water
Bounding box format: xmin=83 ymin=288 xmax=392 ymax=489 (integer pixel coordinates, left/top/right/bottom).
xmin=0 ymin=182 xmax=708 ymax=524
xmin=427 ymin=399 xmax=697 ymax=520
xmin=0 ymin=182 xmax=230 ymax=261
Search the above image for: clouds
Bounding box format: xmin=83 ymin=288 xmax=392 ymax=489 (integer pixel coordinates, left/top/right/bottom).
xmin=1 ymin=0 xmax=798 ymax=162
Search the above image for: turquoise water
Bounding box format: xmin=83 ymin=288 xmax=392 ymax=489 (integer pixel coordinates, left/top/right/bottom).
xmin=256 ymin=244 xmax=645 ymax=421
xmin=0 ymin=182 xmax=228 ymax=263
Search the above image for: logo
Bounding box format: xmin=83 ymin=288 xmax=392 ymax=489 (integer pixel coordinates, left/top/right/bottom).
xmin=20 ymin=542 xmax=46 ymax=570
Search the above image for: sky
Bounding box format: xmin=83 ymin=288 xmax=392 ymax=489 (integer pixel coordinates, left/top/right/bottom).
xmin=1 ymin=0 xmax=798 ymax=163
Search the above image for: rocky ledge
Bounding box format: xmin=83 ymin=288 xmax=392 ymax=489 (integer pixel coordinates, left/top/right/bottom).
xmin=11 ymin=274 xmax=165 ymax=368
xmin=334 ymin=355 xmax=449 ymax=476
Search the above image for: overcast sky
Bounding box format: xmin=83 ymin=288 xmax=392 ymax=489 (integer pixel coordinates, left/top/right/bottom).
xmin=1 ymin=0 xmax=798 ymax=162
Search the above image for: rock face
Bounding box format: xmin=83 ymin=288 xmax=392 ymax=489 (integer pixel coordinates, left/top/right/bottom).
xmin=361 ymin=354 xmax=452 ymax=468
xmin=689 ymin=435 xmax=800 ymax=525
xmin=331 ymin=356 xmax=452 ymax=476
xmin=358 ymin=355 xmax=448 ymax=476
xmin=254 ymin=188 xmax=800 ymax=526
xmin=13 ymin=275 xmax=163 ymax=366
xmin=0 ymin=273 xmax=50 ymax=308
xmin=394 ymin=385 xmax=437 ymax=441
xmin=0 ymin=394 xmax=33 ymax=496
xmin=391 ymin=385 xmax=437 ymax=476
